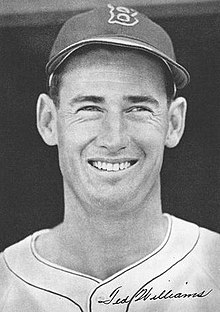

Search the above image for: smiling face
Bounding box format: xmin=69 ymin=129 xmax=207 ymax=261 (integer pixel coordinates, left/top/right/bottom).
xmin=37 ymin=47 xmax=186 ymax=214
xmin=53 ymin=48 xmax=170 ymax=209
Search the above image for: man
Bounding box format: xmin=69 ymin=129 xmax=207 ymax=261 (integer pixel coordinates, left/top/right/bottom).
xmin=0 ymin=4 xmax=219 ymax=312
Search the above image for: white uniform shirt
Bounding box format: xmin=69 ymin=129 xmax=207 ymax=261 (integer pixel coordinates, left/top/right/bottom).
xmin=0 ymin=215 xmax=220 ymax=311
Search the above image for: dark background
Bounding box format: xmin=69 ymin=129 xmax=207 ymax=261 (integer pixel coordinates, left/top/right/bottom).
xmin=0 ymin=12 xmax=220 ymax=251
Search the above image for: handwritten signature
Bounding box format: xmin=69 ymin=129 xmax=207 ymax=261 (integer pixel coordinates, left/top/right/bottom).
xmin=98 ymin=285 xmax=213 ymax=307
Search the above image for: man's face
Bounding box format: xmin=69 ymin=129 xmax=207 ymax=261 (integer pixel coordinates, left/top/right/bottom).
xmin=55 ymin=48 xmax=170 ymax=211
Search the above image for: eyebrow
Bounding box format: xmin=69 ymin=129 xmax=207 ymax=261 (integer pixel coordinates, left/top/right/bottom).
xmin=69 ymin=95 xmax=104 ymax=105
xmin=124 ymin=95 xmax=159 ymax=106
xmin=69 ymin=95 xmax=159 ymax=106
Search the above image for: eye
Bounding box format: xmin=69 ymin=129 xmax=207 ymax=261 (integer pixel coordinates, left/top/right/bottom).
xmin=77 ymin=105 xmax=103 ymax=112
xmin=127 ymin=106 xmax=153 ymax=113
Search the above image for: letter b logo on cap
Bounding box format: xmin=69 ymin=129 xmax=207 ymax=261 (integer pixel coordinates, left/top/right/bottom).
xmin=108 ymin=4 xmax=139 ymax=26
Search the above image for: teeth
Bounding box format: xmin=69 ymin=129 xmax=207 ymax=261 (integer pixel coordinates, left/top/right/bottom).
xmin=102 ymin=162 xmax=107 ymax=170
xmin=106 ymin=163 xmax=113 ymax=171
xmin=91 ymin=161 xmax=133 ymax=172
xmin=113 ymin=163 xmax=119 ymax=171
xmin=119 ymin=163 xmax=125 ymax=170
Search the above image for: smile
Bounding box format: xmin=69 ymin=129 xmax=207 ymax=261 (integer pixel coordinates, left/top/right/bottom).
xmin=88 ymin=160 xmax=138 ymax=172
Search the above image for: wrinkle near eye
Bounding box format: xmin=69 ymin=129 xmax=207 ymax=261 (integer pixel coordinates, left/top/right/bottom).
xmin=147 ymin=111 xmax=168 ymax=134
xmin=58 ymin=107 xmax=102 ymax=127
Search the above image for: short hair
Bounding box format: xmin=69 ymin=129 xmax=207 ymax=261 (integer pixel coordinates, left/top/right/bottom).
xmin=48 ymin=44 xmax=175 ymax=108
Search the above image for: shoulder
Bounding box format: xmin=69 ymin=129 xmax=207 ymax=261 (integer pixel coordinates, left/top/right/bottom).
xmin=0 ymin=236 xmax=31 ymax=310
xmin=0 ymin=251 xmax=13 ymax=308
xmin=195 ymin=226 xmax=220 ymax=284
xmin=198 ymin=225 xmax=220 ymax=250
xmin=170 ymin=214 xmax=220 ymax=249
xmin=0 ymin=232 xmax=44 ymax=309
xmin=0 ymin=235 xmax=32 ymax=285
xmin=171 ymin=215 xmax=220 ymax=286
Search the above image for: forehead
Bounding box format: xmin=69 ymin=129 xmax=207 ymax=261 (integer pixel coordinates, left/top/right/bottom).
xmin=59 ymin=45 xmax=167 ymax=85
xmin=57 ymin=47 xmax=169 ymax=107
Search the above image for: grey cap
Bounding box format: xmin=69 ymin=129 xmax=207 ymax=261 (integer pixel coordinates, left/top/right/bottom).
xmin=46 ymin=4 xmax=190 ymax=90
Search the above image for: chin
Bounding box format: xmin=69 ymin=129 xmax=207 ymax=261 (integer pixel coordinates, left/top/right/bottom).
xmin=86 ymin=184 xmax=139 ymax=210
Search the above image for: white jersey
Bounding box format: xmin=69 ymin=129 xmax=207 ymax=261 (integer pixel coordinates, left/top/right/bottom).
xmin=0 ymin=215 xmax=220 ymax=311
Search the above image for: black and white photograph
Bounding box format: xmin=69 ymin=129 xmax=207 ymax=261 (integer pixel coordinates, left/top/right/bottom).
xmin=0 ymin=0 xmax=220 ymax=311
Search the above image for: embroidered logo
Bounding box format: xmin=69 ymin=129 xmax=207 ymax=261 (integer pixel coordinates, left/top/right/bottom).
xmin=107 ymin=4 xmax=139 ymax=27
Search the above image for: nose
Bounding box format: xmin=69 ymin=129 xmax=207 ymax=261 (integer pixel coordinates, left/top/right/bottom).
xmin=96 ymin=112 xmax=129 ymax=153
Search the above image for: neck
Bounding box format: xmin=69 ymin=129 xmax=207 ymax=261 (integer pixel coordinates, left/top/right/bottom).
xmin=38 ymin=181 xmax=168 ymax=280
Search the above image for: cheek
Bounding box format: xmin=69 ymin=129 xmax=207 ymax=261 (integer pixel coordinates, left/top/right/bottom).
xmin=56 ymin=114 xmax=100 ymax=150
xmin=56 ymin=118 xmax=101 ymax=178
xmin=130 ymin=115 xmax=169 ymax=149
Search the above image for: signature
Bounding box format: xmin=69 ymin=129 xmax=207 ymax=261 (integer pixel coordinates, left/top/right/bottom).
xmin=98 ymin=285 xmax=213 ymax=307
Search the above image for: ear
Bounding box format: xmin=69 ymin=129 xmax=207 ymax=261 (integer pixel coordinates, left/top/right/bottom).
xmin=165 ymin=97 xmax=187 ymax=148
xmin=36 ymin=93 xmax=58 ymax=146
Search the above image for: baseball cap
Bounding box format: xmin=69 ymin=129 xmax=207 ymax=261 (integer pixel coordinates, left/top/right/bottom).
xmin=46 ymin=4 xmax=190 ymax=91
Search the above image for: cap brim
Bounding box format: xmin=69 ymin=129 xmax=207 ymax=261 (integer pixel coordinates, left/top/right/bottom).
xmin=46 ymin=36 xmax=190 ymax=89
